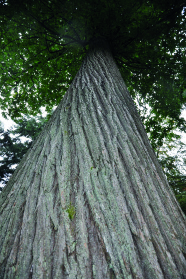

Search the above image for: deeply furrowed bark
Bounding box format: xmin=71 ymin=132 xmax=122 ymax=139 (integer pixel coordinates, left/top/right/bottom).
xmin=0 ymin=40 xmax=186 ymax=279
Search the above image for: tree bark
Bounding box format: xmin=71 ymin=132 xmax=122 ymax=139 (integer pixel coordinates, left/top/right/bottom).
xmin=1 ymin=40 xmax=186 ymax=279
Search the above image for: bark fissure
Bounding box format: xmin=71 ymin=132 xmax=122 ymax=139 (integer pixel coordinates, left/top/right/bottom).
xmin=1 ymin=42 xmax=186 ymax=278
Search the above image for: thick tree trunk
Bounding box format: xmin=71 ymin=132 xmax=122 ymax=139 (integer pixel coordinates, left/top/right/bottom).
xmin=1 ymin=40 xmax=186 ymax=279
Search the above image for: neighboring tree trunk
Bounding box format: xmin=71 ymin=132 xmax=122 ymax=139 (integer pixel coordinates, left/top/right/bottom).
xmin=1 ymin=39 xmax=186 ymax=279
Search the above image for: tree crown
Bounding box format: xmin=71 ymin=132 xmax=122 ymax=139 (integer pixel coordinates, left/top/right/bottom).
xmin=0 ymin=0 xmax=186 ymax=124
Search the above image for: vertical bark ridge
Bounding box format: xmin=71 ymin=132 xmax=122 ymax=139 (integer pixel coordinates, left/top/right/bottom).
xmin=0 ymin=43 xmax=186 ymax=278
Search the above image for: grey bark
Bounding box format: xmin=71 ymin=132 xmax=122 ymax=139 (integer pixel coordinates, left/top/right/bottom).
xmin=0 ymin=41 xmax=186 ymax=279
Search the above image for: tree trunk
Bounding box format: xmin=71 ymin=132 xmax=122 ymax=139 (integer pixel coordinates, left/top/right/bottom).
xmin=1 ymin=40 xmax=186 ymax=279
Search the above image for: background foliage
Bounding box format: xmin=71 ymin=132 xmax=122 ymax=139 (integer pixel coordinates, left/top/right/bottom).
xmin=0 ymin=116 xmax=47 ymax=189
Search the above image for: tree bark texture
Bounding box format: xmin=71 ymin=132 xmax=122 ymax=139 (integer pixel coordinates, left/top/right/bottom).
xmin=1 ymin=42 xmax=186 ymax=279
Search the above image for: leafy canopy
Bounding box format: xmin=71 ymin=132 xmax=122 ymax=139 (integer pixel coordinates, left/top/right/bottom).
xmin=0 ymin=0 xmax=186 ymax=126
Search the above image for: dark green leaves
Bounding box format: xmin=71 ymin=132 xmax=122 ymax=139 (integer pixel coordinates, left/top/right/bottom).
xmin=0 ymin=0 xmax=185 ymax=122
